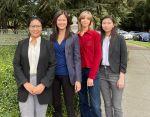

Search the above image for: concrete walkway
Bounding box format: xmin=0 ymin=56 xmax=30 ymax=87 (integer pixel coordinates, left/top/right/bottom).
xmin=101 ymin=44 xmax=150 ymax=117
xmin=123 ymin=45 xmax=150 ymax=117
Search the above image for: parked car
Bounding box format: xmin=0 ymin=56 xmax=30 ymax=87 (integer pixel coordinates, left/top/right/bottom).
xmin=129 ymin=31 xmax=141 ymax=41
xmin=139 ymin=32 xmax=150 ymax=42
xmin=117 ymin=29 xmax=128 ymax=34
xmin=122 ymin=33 xmax=133 ymax=40
xmin=118 ymin=30 xmax=133 ymax=40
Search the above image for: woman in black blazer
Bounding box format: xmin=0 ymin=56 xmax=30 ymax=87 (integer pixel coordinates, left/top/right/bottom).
xmin=13 ymin=17 xmax=55 ymax=117
xmin=98 ymin=16 xmax=127 ymax=117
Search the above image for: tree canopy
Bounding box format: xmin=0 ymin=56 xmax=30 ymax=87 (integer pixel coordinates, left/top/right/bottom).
xmin=0 ymin=0 xmax=149 ymax=31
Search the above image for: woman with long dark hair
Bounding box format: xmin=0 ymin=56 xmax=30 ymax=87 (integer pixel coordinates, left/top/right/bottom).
xmin=99 ymin=15 xmax=127 ymax=117
xmin=50 ymin=10 xmax=81 ymax=117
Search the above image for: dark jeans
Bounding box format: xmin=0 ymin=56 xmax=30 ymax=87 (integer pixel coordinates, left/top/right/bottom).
xmin=79 ymin=68 xmax=102 ymax=117
xmin=52 ymin=75 xmax=75 ymax=117
xmin=99 ymin=66 xmax=123 ymax=117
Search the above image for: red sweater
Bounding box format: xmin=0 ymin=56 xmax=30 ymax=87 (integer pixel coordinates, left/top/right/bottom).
xmin=78 ymin=30 xmax=102 ymax=79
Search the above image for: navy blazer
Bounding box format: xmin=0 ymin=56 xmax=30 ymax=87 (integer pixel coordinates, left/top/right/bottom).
xmin=51 ymin=33 xmax=82 ymax=84
xmin=13 ymin=38 xmax=56 ymax=104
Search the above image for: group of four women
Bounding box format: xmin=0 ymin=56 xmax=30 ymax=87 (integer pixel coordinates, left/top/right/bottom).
xmin=13 ymin=10 xmax=127 ymax=117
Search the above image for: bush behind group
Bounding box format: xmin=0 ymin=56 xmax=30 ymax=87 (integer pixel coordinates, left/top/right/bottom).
xmin=0 ymin=46 xmax=79 ymax=117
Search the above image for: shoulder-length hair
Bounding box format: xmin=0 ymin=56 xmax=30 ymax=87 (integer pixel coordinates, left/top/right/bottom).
xmin=98 ymin=15 xmax=117 ymax=38
xmin=50 ymin=10 xmax=71 ymax=41
xmin=27 ymin=17 xmax=43 ymax=37
xmin=78 ymin=10 xmax=93 ymax=31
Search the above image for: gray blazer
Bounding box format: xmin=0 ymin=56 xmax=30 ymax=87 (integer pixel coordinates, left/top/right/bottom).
xmin=65 ymin=33 xmax=82 ymax=84
xmin=51 ymin=33 xmax=82 ymax=85
xmin=102 ymin=34 xmax=127 ymax=73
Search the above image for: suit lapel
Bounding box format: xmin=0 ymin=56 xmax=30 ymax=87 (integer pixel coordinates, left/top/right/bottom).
xmin=109 ymin=35 xmax=117 ymax=57
xmin=65 ymin=36 xmax=72 ymax=54
xmin=23 ymin=38 xmax=30 ymax=69
xmin=109 ymin=36 xmax=113 ymax=56
xmin=37 ymin=38 xmax=44 ymax=70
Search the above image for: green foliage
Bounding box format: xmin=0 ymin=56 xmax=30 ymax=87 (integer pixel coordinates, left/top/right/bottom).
xmin=1 ymin=0 xmax=148 ymax=31
xmin=0 ymin=0 xmax=137 ymax=30
xmin=120 ymin=0 xmax=149 ymax=31
xmin=0 ymin=45 xmax=80 ymax=116
xmin=0 ymin=46 xmax=19 ymax=116
xmin=126 ymin=40 xmax=150 ymax=48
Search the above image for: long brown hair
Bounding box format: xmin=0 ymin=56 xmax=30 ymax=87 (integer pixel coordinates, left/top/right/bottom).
xmin=50 ymin=10 xmax=71 ymax=41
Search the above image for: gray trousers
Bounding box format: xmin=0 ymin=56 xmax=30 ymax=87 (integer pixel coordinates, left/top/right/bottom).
xmin=19 ymin=75 xmax=48 ymax=117
xmin=99 ymin=66 xmax=123 ymax=117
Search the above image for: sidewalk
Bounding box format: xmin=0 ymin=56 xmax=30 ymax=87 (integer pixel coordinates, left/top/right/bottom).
xmin=101 ymin=45 xmax=150 ymax=117
xmin=123 ymin=45 xmax=150 ymax=117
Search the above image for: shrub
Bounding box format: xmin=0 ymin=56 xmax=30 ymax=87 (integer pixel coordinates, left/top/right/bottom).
xmin=0 ymin=46 xmax=19 ymax=117
xmin=0 ymin=46 xmax=80 ymax=116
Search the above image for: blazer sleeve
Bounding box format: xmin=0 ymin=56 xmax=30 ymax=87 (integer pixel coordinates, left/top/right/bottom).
xmin=13 ymin=41 xmax=28 ymax=87
xmin=73 ymin=34 xmax=82 ymax=82
xmin=41 ymin=40 xmax=56 ymax=88
xmin=120 ymin=36 xmax=127 ymax=73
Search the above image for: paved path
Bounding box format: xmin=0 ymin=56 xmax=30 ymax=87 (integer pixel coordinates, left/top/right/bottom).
xmin=123 ymin=45 xmax=150 ymax=117
xmin=101 ymin=45 xmax=150 ymax=117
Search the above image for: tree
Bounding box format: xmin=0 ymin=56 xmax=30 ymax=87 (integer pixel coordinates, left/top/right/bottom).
xmin=120 ymin=0 xmax=149 ymax=31
xmin=143 ymin=0 xmax=150 ymax=31
xmin=0 ymin=0 xmax=19 ymax=32
xmin=0 ymin=0 xmax=139 ymax=30
xmin=0 ymin=0 xmax=27 ymax=32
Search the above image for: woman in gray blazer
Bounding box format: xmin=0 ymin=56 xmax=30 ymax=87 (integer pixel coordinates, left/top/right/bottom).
xmin=50 ymin=10 xmax=81 ymax=117
xmin=98 ymin=16 xmax=127 ymax=117
xmin=13 ymin=17 xmax=55 ymax=117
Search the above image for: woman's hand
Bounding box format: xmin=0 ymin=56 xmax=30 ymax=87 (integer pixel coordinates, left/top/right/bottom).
xmin=75 ymin=81 xmax=81 ymax=93
xmin=33 ymin=83 xmax=45 ymax=95
xmin=23 ymin=82 xmax=35 ymax=95
xmin=87 ymin=78 xmax=94 ymax=87
xmin=117 ymin=72 xmax=125 ymax=89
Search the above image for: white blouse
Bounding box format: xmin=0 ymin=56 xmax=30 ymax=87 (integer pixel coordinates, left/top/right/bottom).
xmin=28 ymin=37 xmax=41 ymax=74
xmin=102 ymin=36 xmax=110 ymax=66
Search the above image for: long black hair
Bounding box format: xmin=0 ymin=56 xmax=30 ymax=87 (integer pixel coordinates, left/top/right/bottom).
xmin=50 ymin=10 xmax=71 ymax=41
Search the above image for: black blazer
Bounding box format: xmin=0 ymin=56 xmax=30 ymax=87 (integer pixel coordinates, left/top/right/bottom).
xmin=13 ymin=38 xmax=56 ymax=104
xmin=102 ymin=34 xmax=127 ymax=74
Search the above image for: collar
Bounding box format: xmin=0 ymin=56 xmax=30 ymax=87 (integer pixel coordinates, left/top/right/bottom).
xmin=78 ymin=29 xmax=94 ymax=36
xmin=29 ymin=36 xmax=41 ymax=45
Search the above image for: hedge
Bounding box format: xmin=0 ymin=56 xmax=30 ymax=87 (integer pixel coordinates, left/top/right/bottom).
xmin=0 ymin=46 xmax=79 ymax=117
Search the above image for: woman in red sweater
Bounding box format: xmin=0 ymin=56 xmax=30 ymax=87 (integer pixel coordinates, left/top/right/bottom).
xmin=78 ymin=11 xmax=102 ymax=117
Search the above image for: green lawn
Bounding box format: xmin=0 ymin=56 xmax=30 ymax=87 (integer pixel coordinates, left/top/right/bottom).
xmin=126 ymin=40 xmax=150 ymax=48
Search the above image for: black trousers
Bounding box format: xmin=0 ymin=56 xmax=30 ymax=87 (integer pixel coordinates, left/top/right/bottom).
xmin=52 ymin=75 xmax=75 ymax=117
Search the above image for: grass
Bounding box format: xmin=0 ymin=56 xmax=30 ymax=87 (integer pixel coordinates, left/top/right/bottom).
xmin=126 ymin=40 xmax=150 ymax=48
